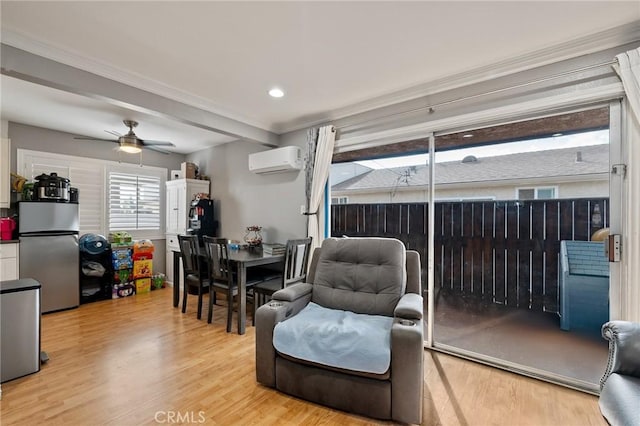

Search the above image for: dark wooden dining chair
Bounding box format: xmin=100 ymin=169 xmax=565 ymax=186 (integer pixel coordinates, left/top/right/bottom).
xmin=202 ymin=236 xmax=263 ymax=332
xmin=178 ymin=234 xmax=209 ymax=319
xmin=252 ymin=237 xmax=312 ymax=325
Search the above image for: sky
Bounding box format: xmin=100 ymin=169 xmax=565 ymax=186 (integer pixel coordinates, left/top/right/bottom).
xmin=355 ymin=129 xmax=609 ymax=170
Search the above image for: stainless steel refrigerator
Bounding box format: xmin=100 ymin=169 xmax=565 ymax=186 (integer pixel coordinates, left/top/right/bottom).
xmin=19 ymin=201 xmax=80 ymax=313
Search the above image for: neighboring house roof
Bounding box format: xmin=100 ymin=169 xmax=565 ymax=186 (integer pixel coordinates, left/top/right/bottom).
xmin=332 ymin=144 xmax=609 ymax=192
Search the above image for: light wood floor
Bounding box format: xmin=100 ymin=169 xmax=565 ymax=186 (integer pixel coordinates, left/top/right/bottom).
xmin=0 ymin=288 xmax=605 ymax=426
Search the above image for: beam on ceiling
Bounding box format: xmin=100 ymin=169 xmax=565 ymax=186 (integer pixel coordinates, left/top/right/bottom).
xmin=0 ymin=44 xmax=279 ymax=147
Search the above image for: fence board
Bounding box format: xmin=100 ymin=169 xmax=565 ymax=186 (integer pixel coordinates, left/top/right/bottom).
xmin=462 ymin=203 xmax=473 ymax=295
xmin=471 ymin=203 xmax=484 ymax=297
xmin=451 ymin=203 xmax=462 ymax=292
xmin=530 ymin=201 xmax=545 ymax=311
xmin=482 ymin=203 xmax=494 ymax=302
xmin=559 ymin=200 xmax=574 ymax=241
xmin=385 ymin=204 xmax=400 ymax=236
xmin=518 ymin=201 xmax=532 ymax=309
xmin=506 ymin=202 xmax=519 ymax=307
xmin=434 ymin=203 xmax=444 ymax=292
xmin=442 ymin=203 xmax=454 ymax=292
xmin=544 ymin=201 xmax=560 ymax=313
xmin=574 ymin=201 xmax=590 ymax=241
xmin=494 ymin=202 xmax=507 ymax=305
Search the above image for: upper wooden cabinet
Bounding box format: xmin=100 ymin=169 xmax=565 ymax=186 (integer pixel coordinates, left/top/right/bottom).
xmin=0 ymin=138 xmax=10 ymax=209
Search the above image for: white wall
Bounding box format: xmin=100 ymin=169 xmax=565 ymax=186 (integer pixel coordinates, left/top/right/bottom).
xmin=187 ymin=131 xmax=308 ymax=244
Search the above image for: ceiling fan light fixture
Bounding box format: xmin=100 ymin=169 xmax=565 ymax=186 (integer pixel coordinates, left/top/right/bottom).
xmin=119 ymin=144 xmax=142 ymax=154
xmin=118 ymin=135 xmax=143 ymax=154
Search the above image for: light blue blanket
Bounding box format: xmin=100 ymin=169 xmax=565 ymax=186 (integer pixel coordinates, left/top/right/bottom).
xmin=273 ymin=302 xmax=393 ymax=374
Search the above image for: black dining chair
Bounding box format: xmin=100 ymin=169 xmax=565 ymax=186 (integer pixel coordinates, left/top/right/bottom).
xmin=202 ymin=236 xmax=263 ymax=332
xmin=252 ymin=237 xmax=312 ymax=325
xmin=178 ymin=234 xmax=209 ymax=319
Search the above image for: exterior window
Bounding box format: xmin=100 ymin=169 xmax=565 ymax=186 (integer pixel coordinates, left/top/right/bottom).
xmin=331 ymin=196 xmax=349 ymax=205
xmin=109 ymin=172 xmax=161 ymax=230
xmin=517 ymin=187 xmax=556 ymax=200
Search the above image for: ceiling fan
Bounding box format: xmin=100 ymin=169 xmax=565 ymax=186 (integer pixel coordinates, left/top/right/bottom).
xmin=74 ymin=120 xmax=175 ymax=154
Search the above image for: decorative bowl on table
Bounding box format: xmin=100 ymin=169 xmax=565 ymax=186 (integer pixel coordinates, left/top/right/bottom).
xmin=244 ymin=225 xmax=263 ymax=248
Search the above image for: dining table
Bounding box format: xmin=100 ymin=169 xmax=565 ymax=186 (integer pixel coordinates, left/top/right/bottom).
xmin=171 ymin=246 xmax=284 ymax=335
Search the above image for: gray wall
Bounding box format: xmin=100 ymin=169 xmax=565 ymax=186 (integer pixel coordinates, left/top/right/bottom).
xmin=187 ymin=129 xmax=308 ymax=244
xmin=8 ymin=121 xmax=186 ymax=275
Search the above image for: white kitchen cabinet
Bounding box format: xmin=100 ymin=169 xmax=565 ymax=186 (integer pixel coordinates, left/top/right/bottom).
xmin=164 ymin=179 xmax=209 ymax=285
xmin=165 ymin=179 xmax=210 ymax=235
xmin=0 ymin=138 xmax=10 ymax=209
xmin=165 ymin=233 xmax=181 ymax=287
xmin=0 ymin=243 xmax=19 ymax=281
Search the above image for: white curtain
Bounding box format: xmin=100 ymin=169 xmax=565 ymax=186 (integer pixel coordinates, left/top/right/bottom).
xmin=307 ymin=125 xmax=336 ymax=253
xmin=613 ymin=47 xmax=640 ymax=322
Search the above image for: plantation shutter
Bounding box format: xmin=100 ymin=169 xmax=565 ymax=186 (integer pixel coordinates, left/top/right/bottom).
xmin=108 ymin=173 xmax=161 ymax=230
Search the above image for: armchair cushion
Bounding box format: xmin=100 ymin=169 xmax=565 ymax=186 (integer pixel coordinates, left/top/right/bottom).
xmin=273 ymin=302 xmax=393 ymax=375
xmin=312 ymin=238 xmax=406 ymax=316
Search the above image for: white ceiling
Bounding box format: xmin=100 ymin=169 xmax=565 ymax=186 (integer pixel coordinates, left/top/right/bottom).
xmin=1 ymin=1 xmax=639 ymax=154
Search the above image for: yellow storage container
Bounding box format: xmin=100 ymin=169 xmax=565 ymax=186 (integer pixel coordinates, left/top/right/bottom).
xmin=133 ymin=259 xmax=153 ymax=278
xmin=135 ymin=278 xmax=151 ymax=294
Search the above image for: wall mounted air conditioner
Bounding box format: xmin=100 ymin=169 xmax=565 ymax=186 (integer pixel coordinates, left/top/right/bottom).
xmin=248 ymin=146 xmax=302 ymax=174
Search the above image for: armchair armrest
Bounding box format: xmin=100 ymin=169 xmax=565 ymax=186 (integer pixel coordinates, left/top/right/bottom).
xmin=390 ymin=310 xmax=424 ymax=424
xmin=255 ymin=283 xmax=313 ymax=387
xmin=394 ymin=293 xmax=423 ymax=320
xmin=600 ymin=320 xmax=640 ymax=388
xmin=272 ymin=282 xmax=313 ymax=302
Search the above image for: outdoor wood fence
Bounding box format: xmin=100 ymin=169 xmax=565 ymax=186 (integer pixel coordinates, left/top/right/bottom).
xmin=331 ymin=198 xmax=609 ymax=313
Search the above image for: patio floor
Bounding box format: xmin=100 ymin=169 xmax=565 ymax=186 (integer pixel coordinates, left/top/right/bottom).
xmin=428 ymin=291 xmax=609 ymax=391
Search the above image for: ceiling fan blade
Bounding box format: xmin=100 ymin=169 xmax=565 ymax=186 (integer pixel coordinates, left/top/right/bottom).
xmin=74 ymin=136 xmax=118 ymax=142
xmin=105 ymin=130 xmax=122 ymax=137
xmin=141 ymin=139 xmax=175 ymax=146
xmin=145 ymin=145 xmax=172 ymax=154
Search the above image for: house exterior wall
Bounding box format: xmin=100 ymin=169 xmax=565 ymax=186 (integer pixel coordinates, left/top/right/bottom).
xmin=333 ymin=178 xmax=609 ymax=204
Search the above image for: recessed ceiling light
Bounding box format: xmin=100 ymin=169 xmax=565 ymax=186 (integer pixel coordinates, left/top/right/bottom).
xmin=269 ymin=88 xmax=284 ymax=98
xmin=462 ymin=133 xmax=474 ymax=138
xmin=552 ymin=132 xmax=563 ymax=137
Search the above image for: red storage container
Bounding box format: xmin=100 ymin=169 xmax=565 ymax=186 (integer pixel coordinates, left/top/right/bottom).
xmin=0 ymin=218 xmax=16 ymax=240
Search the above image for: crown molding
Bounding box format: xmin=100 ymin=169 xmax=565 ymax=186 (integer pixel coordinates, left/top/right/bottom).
xmin=278 ymin=21 xmax=640 ymax=135
xmin=0 ymin=29 xmax=275 ymax=133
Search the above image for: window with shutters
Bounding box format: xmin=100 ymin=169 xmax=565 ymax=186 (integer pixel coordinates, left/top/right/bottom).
xmin=108 ymin=173 xmax=161 ymax=231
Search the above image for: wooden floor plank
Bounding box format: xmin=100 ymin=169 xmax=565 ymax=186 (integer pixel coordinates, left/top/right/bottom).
xmin=0 ymin=288 xmax=605 ymax=425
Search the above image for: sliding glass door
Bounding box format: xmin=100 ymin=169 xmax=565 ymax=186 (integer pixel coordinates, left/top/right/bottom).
xmin=330 ymin=104 xmax=621 ymax=392
xmin=430 ymin=105 xmax=618 ymax=392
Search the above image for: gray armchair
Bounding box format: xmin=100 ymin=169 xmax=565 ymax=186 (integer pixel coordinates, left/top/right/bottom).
xmin=255 ymin=237 xmax=423 ymax=424
xmin=599 ymin=321 xmax=640 ymax=426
